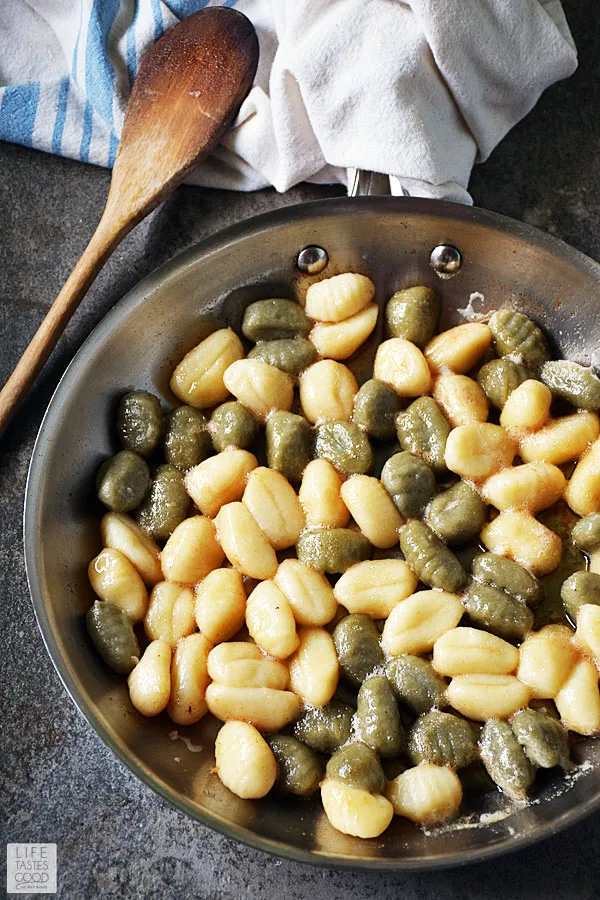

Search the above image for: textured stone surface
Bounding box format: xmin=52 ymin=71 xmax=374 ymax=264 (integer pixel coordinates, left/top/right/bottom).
xmin=2 ymin=2 xmax=600 ymax=897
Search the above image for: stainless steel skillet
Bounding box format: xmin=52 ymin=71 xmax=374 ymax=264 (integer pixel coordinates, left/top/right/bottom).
xmin=24 ymin=191 xmax=600 ymax=869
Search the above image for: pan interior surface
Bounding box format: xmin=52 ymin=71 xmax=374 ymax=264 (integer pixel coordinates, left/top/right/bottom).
xmin=25 ymin=197 xmax=600 ymax=868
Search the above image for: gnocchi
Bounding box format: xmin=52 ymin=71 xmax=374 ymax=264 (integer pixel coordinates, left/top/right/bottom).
xmin=339 ymin=475 xmax=403 ymax=548
xmin=445 ymin=674 xmax=532 ymax=721
xmin=299 ymin=360 xmax=358 ymax=424
xmin=184 ymin=449 xmax=258 ymax=518
xmin=88 ymin=548 xmax=148 ymax=624
xmin=215 ymin=722 xmax=277 ymax=799
xmin=88 ymin=279 xmax=599 ymax=843
xmin=207 ymin=642 xmax=289 ymax=690
xmin=482 ymin=461 xmax=566 ymax=512
xmin=100 ymin=512 xmax=162 ymax=587
xmin=194 ymin=567 xmax=247 ymax=644
xmin=167 ymin=632 xmax=212 ymax=725
xmin=223 ymin=359 xmax=294 ymax=420
xmin=381 ymin=590 xmax=463 ymax=656
xmin=128 ymin=640 xmax=171 ymax=717
xmin=144 ymin=581 xmax=196 ymax=646
xmin=309 ymin=303 xmax=378 ymax=359
xmin=480 ymin=510 xmax=562 ymax=576
xmin=161 ymin=515 xmax=224 ymax=584
xmin=373 ymin=338 xmax=432 ymax=396
xmin=433 ymin=373 xmax=489 ymax=427
xmin=274 ymin=558 xmax=338 ymax=626
xmin=444 ymin=423 xmax=517 ymax=481
xmin=170 ymin=328 xmax=244 ymax=408
xmin=424 ymin=323 xmax=492 ymax=374
xmin=215 ymin=502 xmax=278 ymax=580
xmin=386 ymin=764 xmax=463 ymax=825
xmin=499 ymin=379 xmax=552 ymax=431
xmin=242 ymin=467 xmax=305 ymax=549
xmin=305 ymin=272 xmax=375 ymax=322
xmin=288 ymin=627 xmax=339 ymax=706
xmin=519 ymin=412 xmax=600 ymax=465
xmin=245 ymin=580 xmax=299 ymax=659
xmin=298 ymin=458 xmax=350 ymax=527
xmin=321 ymin=779 xmax=394 ymax=839
xmin=565 ymin=437 xmax=600 ymax=516
xmin=333 ymin=559 xmax=417 ymax=619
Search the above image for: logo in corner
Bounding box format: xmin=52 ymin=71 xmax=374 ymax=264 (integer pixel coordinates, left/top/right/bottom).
xmin=6 ymin=844 xmax=57 ymax=894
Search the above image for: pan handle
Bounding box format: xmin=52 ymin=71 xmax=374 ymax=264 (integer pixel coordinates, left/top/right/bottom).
xmin=349 ymin=169 xmax=410 ymax=197
xmin=349 ymin=169 xmax=391 ymax=197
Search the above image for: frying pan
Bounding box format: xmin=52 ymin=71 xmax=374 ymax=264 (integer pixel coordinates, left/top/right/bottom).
xmin=24 ymin=180 xmax=600 ymax=868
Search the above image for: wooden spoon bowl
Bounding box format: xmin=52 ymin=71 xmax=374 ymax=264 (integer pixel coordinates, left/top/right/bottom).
xmin=0 ymin=7 xmax=258 ymax=436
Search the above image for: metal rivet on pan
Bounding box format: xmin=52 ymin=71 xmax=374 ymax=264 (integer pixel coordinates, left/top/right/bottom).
xmin=430 ymin=244 xmax=462 ymax=278
xmin=296 ymin=245 xmax=329 ymax=275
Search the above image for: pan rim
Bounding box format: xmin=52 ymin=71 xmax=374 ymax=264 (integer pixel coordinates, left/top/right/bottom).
xmin=24 ymin=194 xmax=600 ymax=870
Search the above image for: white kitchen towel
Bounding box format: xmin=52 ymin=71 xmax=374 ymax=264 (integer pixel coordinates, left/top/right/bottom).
xmin=0 ymin=0 xmax=577 ymax=203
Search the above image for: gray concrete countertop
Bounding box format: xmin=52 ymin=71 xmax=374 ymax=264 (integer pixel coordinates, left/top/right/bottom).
xmin=2 ymin=2 xmax=599 ymax=897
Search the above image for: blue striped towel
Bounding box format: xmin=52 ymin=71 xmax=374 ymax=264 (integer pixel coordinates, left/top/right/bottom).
xmin=0 ymin=0 xmax=577 ymax=201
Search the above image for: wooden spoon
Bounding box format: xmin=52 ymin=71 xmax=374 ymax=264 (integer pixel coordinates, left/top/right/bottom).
xmin=0 ymin=7 xmax=258 ymax=436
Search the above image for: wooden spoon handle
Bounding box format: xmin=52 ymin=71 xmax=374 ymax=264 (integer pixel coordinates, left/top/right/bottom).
xmin=0 ymin=8 xmax=258 ymax=438
xmin=0 ymin=216 xmax=123 ymax=435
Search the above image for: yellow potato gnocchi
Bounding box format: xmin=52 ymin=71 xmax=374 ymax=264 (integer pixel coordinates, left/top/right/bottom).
xmin=299 ymin=459 xmax=349 ymax=527
xmin=101 ymin=512 xmax=162 ymax=587
xmin=424 ymin=323 xmax=492 ymax=374
xmin=499 ymin=379 xmax=552 ymax=431
xmin=215 ymin=502 xmax=278 ymax=580
xmin=128 ymin=640 xmax=171 ymax=717
xmin=305 ymin=272 xmax=375 ymax=322
xmin=373 ymin=338 xmax=432 ymax=396
xmin=205 ymin=684 xmax=301 ymax=732
xmin=565 ymin=437 xmax=600 ymax=516
xmin=194 ymin=567 xmax=247 ymax=644
xmin=445 ymin=674 xmax=532 ymax=721
xmin=288 ymin=627 xmax=339 ymax=707
xmin=333 ymin=559 xmax=417 ymax=619
xmin=445 ymin=423 xmax=516 ymax=481
xmin=309 ymin=303 xmax=378 ymax=359
xmin=386 ymin=764 xmax=463 ymax=825
xmin=381 ymin=590 xmax=463 ymax=656
xmin=517 ymin=625 xmax=578 ymax=699
xmin=161 ymin=515 xmax=224 ymax=584
xmin=482 ymin=461 xmax=566 ymax=512
xmin=223 ymin=359 xmax=294 ymax=421
xmin=433 ymin=373 xmax=489 ymax=427
xmin=433 ymin=627 xmax=519 ymax=676
xmin=207 ymin=642 xmax=289 ymax=690
xmin=555 ymin=658 xmax=600 ymax=735
xmin=321 ymin=779 xmax=394 ymax=839
xmin=242 ymin=467 xmax=305 ymax=550
xmin=480 ymin=509 xmax=562 ymax=576
xmin=215 ymin=721 xmax=277 ymax=799
xmin=184 ymin=449 xmax=257 ymax=518
xmin=274 ymin=558 xmax=338 ymax=625
xmin=519 ymin=412 xmax=600 ymax=465
xmin=89 ymin=548 xmax=148 ymax=624
xmin=299 ymin=360 xmax=358 ymax=424
xmin=245 ymin=580 xmax=299 ymax=659
xmin=167 ymin=632 xmax=212 ymax=725
xmin=339 ymin=475 xmax=403 ymax=548
xmin=144 ymin=581 xmax=196 ymax=646
xmin=170 ymin=328 xmax=244 ymax=408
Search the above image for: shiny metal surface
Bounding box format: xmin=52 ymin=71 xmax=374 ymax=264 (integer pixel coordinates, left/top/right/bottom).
xmin=296 ymin=244 xmax=329 ymax=274
xmin=430 ymin=244 xmax=462 ymax=278
xmin=25 ymin=196 xmax=600 ymax=869
xmin=349 ymin=169 xmax=392 ymax=197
